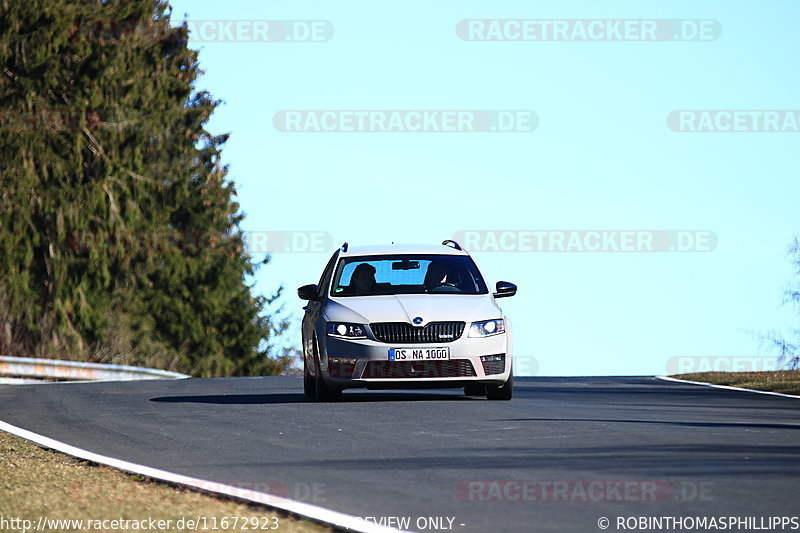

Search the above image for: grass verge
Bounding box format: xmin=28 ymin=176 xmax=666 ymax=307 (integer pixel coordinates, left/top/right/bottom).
xmin=0 ymin=429 xmax=331 ymax=533
xmin=671 ymin=370 xmax=800 ymax=396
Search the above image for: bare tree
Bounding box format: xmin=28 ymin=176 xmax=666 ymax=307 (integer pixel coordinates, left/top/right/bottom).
xmin=770 ymin=237 xmax=800 ymax=369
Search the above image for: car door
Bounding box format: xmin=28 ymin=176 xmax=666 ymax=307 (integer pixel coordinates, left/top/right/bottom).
xmin=302 ymin=250 xmax=339 ymax=373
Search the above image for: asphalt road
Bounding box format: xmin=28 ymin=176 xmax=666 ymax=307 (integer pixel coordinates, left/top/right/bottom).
xmin=1 ymin=376 xmax=799 ymax=533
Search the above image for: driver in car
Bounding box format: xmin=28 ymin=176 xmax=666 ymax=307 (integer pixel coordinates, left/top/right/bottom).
xmin=424 ymin=261 xmax=461 ymax=292
xmin=349 ymin=263 xmax=377 ymax=295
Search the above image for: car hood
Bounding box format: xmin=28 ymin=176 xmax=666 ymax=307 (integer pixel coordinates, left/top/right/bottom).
xmin=323 ymin=294 xmax=502 ymax=325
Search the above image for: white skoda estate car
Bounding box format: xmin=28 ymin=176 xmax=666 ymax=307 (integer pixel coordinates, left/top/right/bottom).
xmin=298 ymin=240 xmax=516 ymax=401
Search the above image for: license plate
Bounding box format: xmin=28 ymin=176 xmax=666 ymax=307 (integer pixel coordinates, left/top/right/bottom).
xmin=388 ymin=347 xmax=450 ymax=361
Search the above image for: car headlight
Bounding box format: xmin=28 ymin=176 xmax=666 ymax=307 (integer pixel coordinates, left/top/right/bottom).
xmin=326 ymin=322 xmax=367 ymax=339
xmin=468 ymin=319 xmax=506 ymax=337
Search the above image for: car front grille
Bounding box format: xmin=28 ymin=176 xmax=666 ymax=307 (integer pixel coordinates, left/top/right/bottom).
xmin=481 ymin=354 xmax=506 ymax=375
xmin=361 ymin=360 xmax=476 ymax=379
xmin=370 ymin=322 xmax=465 ymax=344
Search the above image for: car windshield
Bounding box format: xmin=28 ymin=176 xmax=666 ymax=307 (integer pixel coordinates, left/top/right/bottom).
xmin=331 ymin=254 xmax=488 ymax=297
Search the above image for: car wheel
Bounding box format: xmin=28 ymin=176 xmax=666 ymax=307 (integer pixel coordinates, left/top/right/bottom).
xmin=464 ymin=384 xmax=486 ymax=397
xmin=486 ymin=370 xmax=513 ymax=401
xmin=303 ymin=356 xmax=317 ymax=400
xmin=312 ymin=338 xmax=342 ymax=402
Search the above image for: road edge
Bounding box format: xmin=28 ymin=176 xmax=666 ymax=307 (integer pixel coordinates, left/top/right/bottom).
xmin=656 ymin=375 xmax=800 ymax=399
xmin=0 ymin=419 xmax=404 ymax=533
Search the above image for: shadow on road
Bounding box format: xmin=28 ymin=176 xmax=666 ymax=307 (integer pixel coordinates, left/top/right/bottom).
xmin=151 ymin=393 xmax=306 ymax=404
xmin=149 ymin=390 xmax=476 ymax=404
xmin=494 ymin=417 xmax=800 ymax=431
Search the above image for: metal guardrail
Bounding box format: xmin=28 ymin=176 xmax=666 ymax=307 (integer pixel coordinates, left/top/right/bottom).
xmin=0 ymin=356 xmax=190 ymax=382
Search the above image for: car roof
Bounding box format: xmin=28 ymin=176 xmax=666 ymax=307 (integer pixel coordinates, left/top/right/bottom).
xmin=339 ymin=243 xmax=469 ymax=257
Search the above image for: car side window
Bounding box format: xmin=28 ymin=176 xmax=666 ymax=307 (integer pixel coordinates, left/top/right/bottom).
xmin=317 ymin=251 xmax=339 ymax=298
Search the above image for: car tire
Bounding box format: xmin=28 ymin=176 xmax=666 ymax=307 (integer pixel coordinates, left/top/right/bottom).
xmin=486 ymin=370 xmax=513 ymax=401
xmin=464 ymin=384 xmax=486 ymax=397
xmin=303 ymin=358 xmax=317 ymax=400
xmin=312 ymin=338 xmax=342 ymax=402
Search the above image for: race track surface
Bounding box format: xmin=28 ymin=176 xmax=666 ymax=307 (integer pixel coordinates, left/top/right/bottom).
xmin=1 ymin=376 xmax=799 ymax=532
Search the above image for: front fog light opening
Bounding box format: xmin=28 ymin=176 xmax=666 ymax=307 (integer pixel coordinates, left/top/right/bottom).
xmin=328 ymin=356 xmax=358 ymax=378
xmin=328 ymin=356 xmax=358 ymax=365
xmin=480 ymin=354 xmax=506 ymax=375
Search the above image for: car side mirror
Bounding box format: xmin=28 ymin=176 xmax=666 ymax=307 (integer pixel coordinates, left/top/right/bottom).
xmin=493 ymin=281 xmax=517 ymax=298
xmin=297 ymin=284 xmax=320 ymax=300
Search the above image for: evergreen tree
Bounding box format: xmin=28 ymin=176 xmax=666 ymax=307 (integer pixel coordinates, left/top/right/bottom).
xmin=0 ymin=0 xmax=291 ymax=376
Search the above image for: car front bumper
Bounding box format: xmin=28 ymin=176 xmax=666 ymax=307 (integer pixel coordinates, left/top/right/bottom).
xmin=319 ymin=334 xmax=511 ymax=389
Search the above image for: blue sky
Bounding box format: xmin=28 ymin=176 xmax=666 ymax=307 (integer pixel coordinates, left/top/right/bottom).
xmin=168 ymin=0 xmax=799 ymax=376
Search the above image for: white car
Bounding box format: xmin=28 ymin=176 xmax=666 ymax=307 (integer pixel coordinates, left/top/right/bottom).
xmin=298 ymin=240 xmax=516 ymax=401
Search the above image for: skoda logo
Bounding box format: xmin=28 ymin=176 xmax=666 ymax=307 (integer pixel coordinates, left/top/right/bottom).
xmin=412 ymin=317 xmax=424 ymax=325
